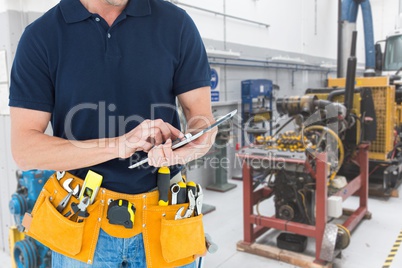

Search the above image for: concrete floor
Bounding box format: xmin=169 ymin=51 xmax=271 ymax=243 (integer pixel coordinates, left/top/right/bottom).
xmin=201 ymin=179 xmax=402 ymax=268
xmin=1 ymin=179 xmax=402 ymax=268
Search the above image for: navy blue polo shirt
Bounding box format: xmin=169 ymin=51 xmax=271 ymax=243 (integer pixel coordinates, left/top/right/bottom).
xmin=9 ymin=0 xmax=211 ymax=194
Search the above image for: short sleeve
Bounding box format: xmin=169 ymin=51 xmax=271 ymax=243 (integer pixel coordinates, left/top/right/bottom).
xmin=173 ymin=13 xmax=211 ymax=96
xmin=9 ymin=25 xmax=55 ymax=113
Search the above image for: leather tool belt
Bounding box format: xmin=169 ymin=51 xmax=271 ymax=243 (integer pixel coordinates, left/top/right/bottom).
xmin=22 ymin=172 xmax=206 ymax=267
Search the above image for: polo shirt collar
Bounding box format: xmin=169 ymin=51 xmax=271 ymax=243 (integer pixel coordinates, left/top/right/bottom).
xmin=60 ymin=0 xmax=151 ymax=24
xmin=125 ymin=0 xmax=151 ymax=17
xmin=60 ymin=0 xmax=91 ymax=23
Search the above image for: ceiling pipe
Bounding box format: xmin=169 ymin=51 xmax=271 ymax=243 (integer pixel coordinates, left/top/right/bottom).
xmin=169 ymin=0 xmax=270 ymax=28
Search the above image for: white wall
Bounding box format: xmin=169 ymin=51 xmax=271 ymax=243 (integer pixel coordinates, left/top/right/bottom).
xmin=371 ymin=0 xmax=400 ymax=40
xmin=0 ymin=116 xmax=18 ymax=253
xmin=178 ymin=0 xmax=399 ymax=66
xmin=0 ymin=0 xmax=6 ymax=12
xmin=180 ymin=0 xmax=341 ymax=61
xmin=5 ymin=0 xmax=58 ymax=12
xmin=1 ymin=0 xmax=400 ymax=68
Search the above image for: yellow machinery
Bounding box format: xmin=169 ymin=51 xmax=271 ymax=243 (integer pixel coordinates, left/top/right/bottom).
xmin=328 ymin=76 xmax=396 ymax=161
xmin=9 ymin=227 xmax=25 ymax=268
xmin=275 ymin=74 xmax=402 ymax=197
xmin=310 ymin=76 xmax=402 ymax=196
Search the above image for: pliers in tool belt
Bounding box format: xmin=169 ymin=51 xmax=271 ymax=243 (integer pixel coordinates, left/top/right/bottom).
xmin=175 ymin=190 xmax=196 ymax=220
xmin=194 ymin=184 xmax=203 ymax=216
xmin=64 ymin=196 xmax=90 ymax=222
xmin=175 ymin=184 xmax=204 ymax=219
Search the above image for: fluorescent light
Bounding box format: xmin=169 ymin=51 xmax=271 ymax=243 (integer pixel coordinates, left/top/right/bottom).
xmin=271 ymin=55 xmax=305 ymax=64
xmin=206 ymin=48 xmax=241 ymax=59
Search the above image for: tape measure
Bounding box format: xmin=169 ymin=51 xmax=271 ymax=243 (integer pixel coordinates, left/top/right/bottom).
xmin=107 ymin=199 xmax=135 ymax=229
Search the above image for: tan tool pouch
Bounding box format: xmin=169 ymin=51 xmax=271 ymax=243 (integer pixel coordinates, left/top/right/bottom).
xmin=22 ymin=173 xmax=103 ymax=264
xmin=22 ymin=172 xmax=206 ymax=266
xmin=143 ymin=204 xmax=206 ymax=268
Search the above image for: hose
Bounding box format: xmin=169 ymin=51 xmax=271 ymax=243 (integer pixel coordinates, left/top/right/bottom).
xmin=341 ymin=0 xmax=375 ymax=70
xmin=303 ymin=125 xmax=345 ymax=180
xmin=327 ymin=88 xmax=361 ymax=102
xmin=314 ymin=99 xmax=332 ymax=109
xmin=273 ymin=114 xmax=303 ymax=137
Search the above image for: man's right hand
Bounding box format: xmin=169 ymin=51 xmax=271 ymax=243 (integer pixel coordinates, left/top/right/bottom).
xmin=10 ymin=107 xmax=184 ymax=171
xmin=116 ymin=119 xmax=184 ymax=159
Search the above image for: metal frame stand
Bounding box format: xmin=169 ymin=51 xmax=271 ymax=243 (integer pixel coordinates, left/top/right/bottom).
xmin=237 ymin=143 xmax=371 ymax=265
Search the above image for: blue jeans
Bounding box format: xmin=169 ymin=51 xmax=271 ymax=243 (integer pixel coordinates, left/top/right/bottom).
xmin=52 ymin=228 xmax=196 ymax=268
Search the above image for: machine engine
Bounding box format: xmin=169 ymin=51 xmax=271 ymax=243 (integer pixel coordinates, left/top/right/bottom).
xmin=273 ymin=170 xmax=315 ymax=225
xmin=249 ymin=32 xmax=375 ymax=228
xmin=9 ymin=170 xmax=54 ymax=268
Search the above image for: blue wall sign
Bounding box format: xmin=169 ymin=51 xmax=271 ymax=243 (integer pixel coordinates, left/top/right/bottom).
xmin=211 ymin=91 xmax=220 ymax=102
xmin=210 ymin=68 xmax=219 ymax=90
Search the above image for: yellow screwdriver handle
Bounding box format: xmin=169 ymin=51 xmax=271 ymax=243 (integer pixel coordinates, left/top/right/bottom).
xmin=157 ymin=167 xmax=170 ymax=206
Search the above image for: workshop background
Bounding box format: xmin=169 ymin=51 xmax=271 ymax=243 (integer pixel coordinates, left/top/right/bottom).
xmin=1 ymin=0 xmax=402 ymax=267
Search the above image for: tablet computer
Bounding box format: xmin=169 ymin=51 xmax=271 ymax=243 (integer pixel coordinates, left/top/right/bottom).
xmin=128 ymin=109 xmax=237 ymax=169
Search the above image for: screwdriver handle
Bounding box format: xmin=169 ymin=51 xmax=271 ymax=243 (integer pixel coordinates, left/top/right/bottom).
xmin=177 ymin=181 xmax=187 ymax=204
xmin=157 ymin=167 xmax=170 ymax=206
